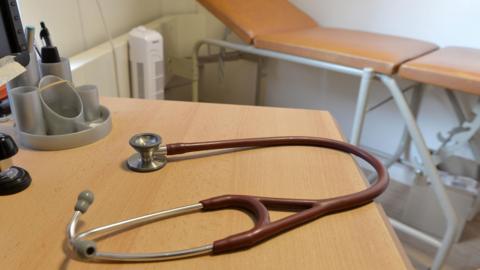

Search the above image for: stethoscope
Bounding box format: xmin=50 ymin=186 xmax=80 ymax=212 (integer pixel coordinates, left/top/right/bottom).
xmin=67 ymin=133 xmax=388 ymax=262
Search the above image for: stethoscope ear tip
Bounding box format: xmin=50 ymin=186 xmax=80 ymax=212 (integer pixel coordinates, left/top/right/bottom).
xmin=72 ymin=239 xmax=97 ymax=259
xmin=75 ymin=190 xmax=94 ymax=213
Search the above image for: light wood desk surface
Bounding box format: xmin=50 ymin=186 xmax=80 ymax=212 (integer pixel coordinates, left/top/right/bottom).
xmin=0 ymin=97 xmax=411 ymax=269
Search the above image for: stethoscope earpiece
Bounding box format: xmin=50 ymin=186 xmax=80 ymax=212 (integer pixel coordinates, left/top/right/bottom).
xmin=72 ymin=239 xmax=97 ymax=259
xmin=74 ymin=190 xmax=94 ymax=213
xmin=126 ymin=133 xmax=168 ymax=172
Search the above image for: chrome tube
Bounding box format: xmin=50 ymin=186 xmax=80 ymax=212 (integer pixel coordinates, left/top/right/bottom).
xmin=389 ymin=218 xmax=441 ymax=248
xmin=350 ymin=67 xmax=374 ymax=145
xmin=76 ymin=203 xmax=203 ymax=240
xmin=191 ymin=38 xmax=365 ymax=102
xmin=93 ymin=244 xmax=213 ymax=262
xmin=67 ymin=211 xmax=82 ymax=243
xmin=68 ymin=201 xmax=212 ymax=262
xmin=379 ymin=75 xmax=458 ymax=270
xmin=196 ymin=39 xmax=364 ymax=77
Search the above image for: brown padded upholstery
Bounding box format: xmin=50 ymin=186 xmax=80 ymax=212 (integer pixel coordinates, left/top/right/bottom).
xmin=255 ymin=28 xmax=438 ymax=74
xmin=197 ymin=0 xmax=317 ymax=44
xmin=198 ymin=0 xmax=439 ymax=74
xmin=399 ymin=47 xmax=480 ymax=95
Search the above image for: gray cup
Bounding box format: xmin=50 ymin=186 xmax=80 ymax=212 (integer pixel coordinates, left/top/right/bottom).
xmin=76 ymin=85 xmax=101 ymax=122
xmin=39 ymin=79 xmax=84 ymax=135
xmin=7 ymin=50 xmax=40 ymax=89
xmin=39 ymin=75 xmax=63 ymax=88
xmin=9 ymin=86 xmax=47 ymax=135
xmin=39 ymin=57 xmax=73 ymax=83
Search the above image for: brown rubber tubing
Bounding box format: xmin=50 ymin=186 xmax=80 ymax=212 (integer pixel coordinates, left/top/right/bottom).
xmin=166 ymin=136 xmax=388 ymax=254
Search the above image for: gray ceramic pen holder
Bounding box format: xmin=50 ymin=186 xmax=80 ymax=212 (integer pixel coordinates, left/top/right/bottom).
xmin=7 ymin=50 xmax=40 ymax=89
xmin=39 ymin=78 xmax=85 ymax=135
xmin=9 ymin=86 xmax=47 ymax=135
xmin=40 ymin=57 xmax=73 ymax=82
xmin=76 ymin=85 xmax=101 ymax=122
xmin=9 ymin=75 xmax=112 ymax=150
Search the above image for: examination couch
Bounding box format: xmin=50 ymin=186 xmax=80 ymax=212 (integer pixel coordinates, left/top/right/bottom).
xmin=191 ymin=1 xmax=480 ymax=269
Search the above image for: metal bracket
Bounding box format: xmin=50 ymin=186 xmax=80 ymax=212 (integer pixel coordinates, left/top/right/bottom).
xmin=437 ymin=99 xmax=480 ymax=159
xmin=168 ymin=53 xmax=261 ymax=82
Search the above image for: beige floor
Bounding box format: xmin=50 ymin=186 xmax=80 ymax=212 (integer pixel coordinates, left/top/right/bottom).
xmin=379 ymin=181 xmax=480 ymax=270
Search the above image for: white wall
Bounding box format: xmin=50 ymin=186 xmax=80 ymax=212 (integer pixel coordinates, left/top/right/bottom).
xmin=293 ymin=0 xmax=480 ymax=47
xmin=278 ymin=0 xmax=480 ymax=154
xmin=18 ymin=0 xmax=480 ymax=158
xmin=199 ymin=0 xmax=480 ymax=158
xmin=18 ymin=0 xmax=197 ymax=57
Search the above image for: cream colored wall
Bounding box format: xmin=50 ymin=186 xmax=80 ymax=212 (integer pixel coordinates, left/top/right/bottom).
xmin=272 ymin=0 xmax=480 ymax=153
xmin=293 ymin=0 xmax=480 ymax=47
xmin=198 ymin=0 xmax=480 ymax=157
xmin=17 ymin=0 xmax=480 ymax=158
xmin=18 ymin=0 xmax=197 ymax=57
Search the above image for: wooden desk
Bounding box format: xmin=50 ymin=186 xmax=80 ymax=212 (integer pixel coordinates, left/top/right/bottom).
xmin=0 ymin=97 xmax=411 ymax=269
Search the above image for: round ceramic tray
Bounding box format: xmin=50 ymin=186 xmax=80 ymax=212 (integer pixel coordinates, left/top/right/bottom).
xmin=18 ymin=106 xmax=112 ymax=150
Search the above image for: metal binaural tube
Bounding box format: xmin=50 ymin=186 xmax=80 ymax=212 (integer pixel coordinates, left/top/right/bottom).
xmin=94 ymin=134 xmax=389 ymax=262
xmin=68 ymin=191 xmax=94 ymax=243
xmin=67 ymin=211 xmax=81 ymax=242
xmin=67 ymin=194 xmax=210 ymax=262
xmin=93 ymin=244 xmax=213 ymax=262
xmin=75 ymin=203 xmax=203 ymax=240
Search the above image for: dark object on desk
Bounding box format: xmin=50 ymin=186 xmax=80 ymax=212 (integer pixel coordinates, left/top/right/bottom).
xmin=0 ymin=84 xmax=6 ymax=99
xmin=0 ymin=0 xmax=29 ymax=66
xmin=0 ymin=98 xmax=11 ymax=116
xmin=0 ymin=133 xmax=31 ymax=195
xmin=39 ymin=21 xmax=60 ymax=63
xmin=37 ymin=21 xmax=72 ymax=81
xmin=7 ymin=26 xmax=41 ymax=89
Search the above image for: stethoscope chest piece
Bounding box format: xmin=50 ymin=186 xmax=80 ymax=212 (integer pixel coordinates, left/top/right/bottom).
xmin=126 ymin=133 xmax=167 ymax=172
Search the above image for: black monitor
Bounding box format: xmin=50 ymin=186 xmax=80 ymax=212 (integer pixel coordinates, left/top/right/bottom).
xmin=0 ymin=0 xmax=28 ymax=66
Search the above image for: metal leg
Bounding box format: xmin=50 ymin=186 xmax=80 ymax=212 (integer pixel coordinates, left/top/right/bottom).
xmin=445 ymin=90 xmax=466 ymax=123
xmin=366 ymin=85 xmax=423 ymax=182
xmin=217 ymin=28 xmax=231 ymax=83
xmin=437 ymin=100 xmax=480 ymax=160
xmin=350 ymin=68 xmax=374 ymax=145
xmin=380 ymin=75 xmax=458 ymax=270
xmin=366 ymin=128 xmax=410 ymax=183
xmin=403 ymin=84 xmax=425 ymax=163
xmin=468 ymin=134 xmax=480 ymax=165
xmin=254 ymin=58 xmax=264 ymax=106
xmin=402 ymin=130 xmax=413 ymax=162
xmin=192 ymin=42 xmax=202 ymax=102
xmin=444 ymin=89 xmax=480 ymax=160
